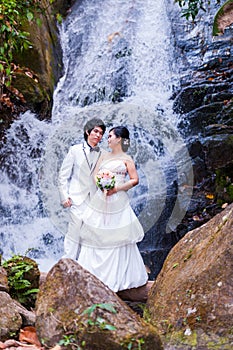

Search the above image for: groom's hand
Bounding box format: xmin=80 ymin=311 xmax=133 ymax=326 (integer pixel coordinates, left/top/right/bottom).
xmin=62 ymin=198 xmax=72 ymax=208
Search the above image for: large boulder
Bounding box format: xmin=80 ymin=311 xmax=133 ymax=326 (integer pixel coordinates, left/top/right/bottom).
xmin=147 ymin=203 xmax=233 ymax=349
xmin=0 ymin=291 xmax=35 ymax=341
xmin=0 ymin=292 xmax=22 ymax=341
xmin=0 ymin=266 xmax=9 ymax=293
xmin=35 ymin=258 xmax=163 ymax=350
xmin=3 ymin=256 xmax=40 ymax=309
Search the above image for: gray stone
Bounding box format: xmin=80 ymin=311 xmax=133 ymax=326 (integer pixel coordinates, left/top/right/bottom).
xmin=147 ymin=203 xmax=233 ymax=349
xmin=35 ymin=258 xmax=163 ymax=350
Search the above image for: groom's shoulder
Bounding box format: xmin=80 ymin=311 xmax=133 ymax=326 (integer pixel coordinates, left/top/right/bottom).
xmin=69 ymin=143 xmax=83 ymax=152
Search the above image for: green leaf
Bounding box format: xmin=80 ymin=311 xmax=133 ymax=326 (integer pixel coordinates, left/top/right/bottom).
xmin=5 ymin=80 xmax=11 ymax=87
xmin=36 ymin=18 xmax=42 ymax=27
xmin=97 ymin=303 xmax=117 ymax=314
xmin=103 ymin=324 xmax=116 ymax=331
xmin=81 ymin=304 xmax=97 ymax=316
xmin=56 ymin=13 xmax=63 ymax=24
xmin=172 ymin=263 xmax=179 ymax=269
xmin=23 ymin=288 xmax=39 ymax=295
xmin=26 ymin=11 xmax=34 ymax=21
xmin=5 ymin=67 xmax=11 ymax=75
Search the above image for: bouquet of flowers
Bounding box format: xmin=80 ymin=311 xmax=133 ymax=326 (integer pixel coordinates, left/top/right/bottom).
xmin=96 ymin=169 xmax=116 ymax=192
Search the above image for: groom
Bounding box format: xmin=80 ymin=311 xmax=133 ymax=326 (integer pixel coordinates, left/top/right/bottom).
xmin=58 ymin=117 xmax=106 ymax=260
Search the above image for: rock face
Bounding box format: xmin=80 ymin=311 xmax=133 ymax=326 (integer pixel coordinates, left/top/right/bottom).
xmin=0 ymin=266 xmax=9 ymax=293
xmin=35 ymin=258 xmax=163 ymax=350
xmin=12 ymin=0 xmax=65 ymax=119
xmin=0 ymin=290 xmax=35 ymax=341
xmin=15 ymin=0 xmax=75 ymax=116
xmin=147 ymin=203 xmax=233 ymax=349
xmin=0 ymin=292 xmax=23 ymax=341
xmin=168 ymin=0 xmax=233 ymax=179
xmin=0 ymin=0 xmax=75 ymax=137
xmin=0 ymin=257 xmax=39 ymax=341
xmin=160 ymin=0 xmax=233 ymax=249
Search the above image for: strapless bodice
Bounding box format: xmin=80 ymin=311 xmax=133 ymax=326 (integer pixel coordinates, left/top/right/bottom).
xmin=99 ymin=159 xmax=127 ymax=184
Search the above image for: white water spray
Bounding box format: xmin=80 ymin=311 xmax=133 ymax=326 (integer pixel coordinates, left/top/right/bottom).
xmin=0 ymin=1 xmax=193 ymax=275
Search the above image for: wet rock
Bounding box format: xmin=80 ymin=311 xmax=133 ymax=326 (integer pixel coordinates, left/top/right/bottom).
xmin=203 ymin=133 xmax=233 ymax=170
xmin=147 ymin=203 xmax=233 ymax=349
xmin=0 ymin=267 xmax=9 ymax=293
xmin=3 ymin=256 xmax=40 ymax=309
xmin=0 ymin=292 xmax=35 ymax=341
xmin=0 ymin=292 xmax=22 ymax=341
xmin=12 ymin=72 xmax=50 ymax=119
xmin=35 ymin=258 xmax=163 ymax=350
xmin=173 ymin=83 xmax=229 ymax=114
xmin=0 ymin=0 xmax=75 ymax=140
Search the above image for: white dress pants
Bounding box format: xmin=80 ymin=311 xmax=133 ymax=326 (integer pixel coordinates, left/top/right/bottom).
xmin=62 ymin=202 xmax=86 ymax=260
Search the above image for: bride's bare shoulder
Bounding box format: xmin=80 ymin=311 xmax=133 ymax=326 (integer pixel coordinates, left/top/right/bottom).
xmin=101 ymin=151 xmax=112 ymax=161
xmin=122 ymin=153 xmax=133 ymax=161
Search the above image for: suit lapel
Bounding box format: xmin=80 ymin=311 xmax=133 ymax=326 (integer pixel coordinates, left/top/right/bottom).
xmin=90 ymin=150 xmax=101 ymax=174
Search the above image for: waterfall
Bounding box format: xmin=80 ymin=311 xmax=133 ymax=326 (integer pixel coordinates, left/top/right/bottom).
xmin=0 ymin=113 xmax=63 ymax=271
xmin=52 ymin=0 xmax=176 ymax=119
xmin=0 ymin=0 xmax=193 ymax=277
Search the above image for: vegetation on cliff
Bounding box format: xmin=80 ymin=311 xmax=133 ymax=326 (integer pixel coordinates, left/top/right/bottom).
xmin=0 ymin=0 xmax=66 ymax=142
xmin=175 ymin=0 xmax=223 ymax=20
xmin=1 ymin=1 xmax=41 ymax=107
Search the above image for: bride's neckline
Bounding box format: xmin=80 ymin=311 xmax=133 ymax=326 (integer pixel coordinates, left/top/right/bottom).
xmin=105 ymin=151 xmax=127 ymax=158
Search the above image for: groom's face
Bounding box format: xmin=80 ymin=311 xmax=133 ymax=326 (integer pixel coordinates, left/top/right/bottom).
xmin=87 ymin=126 xmax=104 ymax=147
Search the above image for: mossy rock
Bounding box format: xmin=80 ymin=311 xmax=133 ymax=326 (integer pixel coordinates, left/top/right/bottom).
xmin=213 ymin=0 xmax=233 ymax=36
xmin=12 ymin=72 xmax=51 ymax=119
xmin=10 ymin=0 xmax=73 ymax=120
xmin=3 ymin=255 xmax=40 ymax=309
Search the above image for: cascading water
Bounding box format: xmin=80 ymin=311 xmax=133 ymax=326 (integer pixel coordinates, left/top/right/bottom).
xmin=0 ymin=0 xmax=193 ymax=277
xmin=0 ymin=113 xmax=63 ymax=271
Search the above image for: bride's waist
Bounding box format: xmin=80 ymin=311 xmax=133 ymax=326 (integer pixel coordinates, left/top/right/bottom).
xmin=114 ymin=171 xmax=126 ymax=175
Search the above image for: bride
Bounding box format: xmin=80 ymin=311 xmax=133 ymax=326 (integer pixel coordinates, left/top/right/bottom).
xmin=77 ymin=126 xmax=148 ymax=292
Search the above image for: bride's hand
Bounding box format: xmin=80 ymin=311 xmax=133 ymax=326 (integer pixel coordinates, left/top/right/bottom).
xmin=106 ymin=187 xmax=117 ymax=196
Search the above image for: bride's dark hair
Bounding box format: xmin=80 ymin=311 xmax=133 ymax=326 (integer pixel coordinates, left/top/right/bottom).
xmin=109 ymin=126 xmax=130 ymax=152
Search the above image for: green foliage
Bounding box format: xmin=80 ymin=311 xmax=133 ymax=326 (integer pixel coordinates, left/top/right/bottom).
xmin=59 ymin=334 xmax=77 ymax=346
xmin=215 ymin=169 xmax=233 ymax=204
xmin=2 ymin=254 xmax=39 ymax=306
xmin=0 ymin=0 xmax=40 ymax=86
xmin=0 ymin=0 xmax=57 ymax=105
xmin=58 ymin=303 xmax=117 ymax=349
xmin=121 ymin=337 xmax=145 ymax=350
xmin=80 ymin=303 xmax=117 ymax=331
xmin=175 ymin=0 xmax=221 ymax=20
xmin=59 ymin=334 xmax=86 ymax=350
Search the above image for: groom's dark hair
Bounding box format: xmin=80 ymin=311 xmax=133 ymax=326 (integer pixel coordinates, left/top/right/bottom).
xmin=84 ymin=117 xmax=106 ymax=141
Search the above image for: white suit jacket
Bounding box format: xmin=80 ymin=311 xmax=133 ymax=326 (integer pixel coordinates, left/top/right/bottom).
xmin=58 ymin=142 xmax=103 ymax=206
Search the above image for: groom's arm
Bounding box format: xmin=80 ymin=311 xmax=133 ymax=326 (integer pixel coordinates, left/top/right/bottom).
xmin=58 ymin=147 xmax=75 ymax=204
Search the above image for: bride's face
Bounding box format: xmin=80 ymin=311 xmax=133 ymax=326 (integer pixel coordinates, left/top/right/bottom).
xmin=108 ymin=131 xmax=120 ymax=149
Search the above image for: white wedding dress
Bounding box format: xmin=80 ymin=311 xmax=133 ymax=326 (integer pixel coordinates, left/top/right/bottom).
xmin=77 ymin=158 xmax=148 ymax=292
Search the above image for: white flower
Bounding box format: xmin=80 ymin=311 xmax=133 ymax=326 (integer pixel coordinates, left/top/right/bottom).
xmin=184 ymin=328 xmax=192 ymax=336
xmin=187 ymin=307 xmax=197 ymax=315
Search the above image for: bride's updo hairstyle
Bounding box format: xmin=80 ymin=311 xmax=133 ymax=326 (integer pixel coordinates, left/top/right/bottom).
xmin=110 ymin=126 xmax=130 ymax=152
